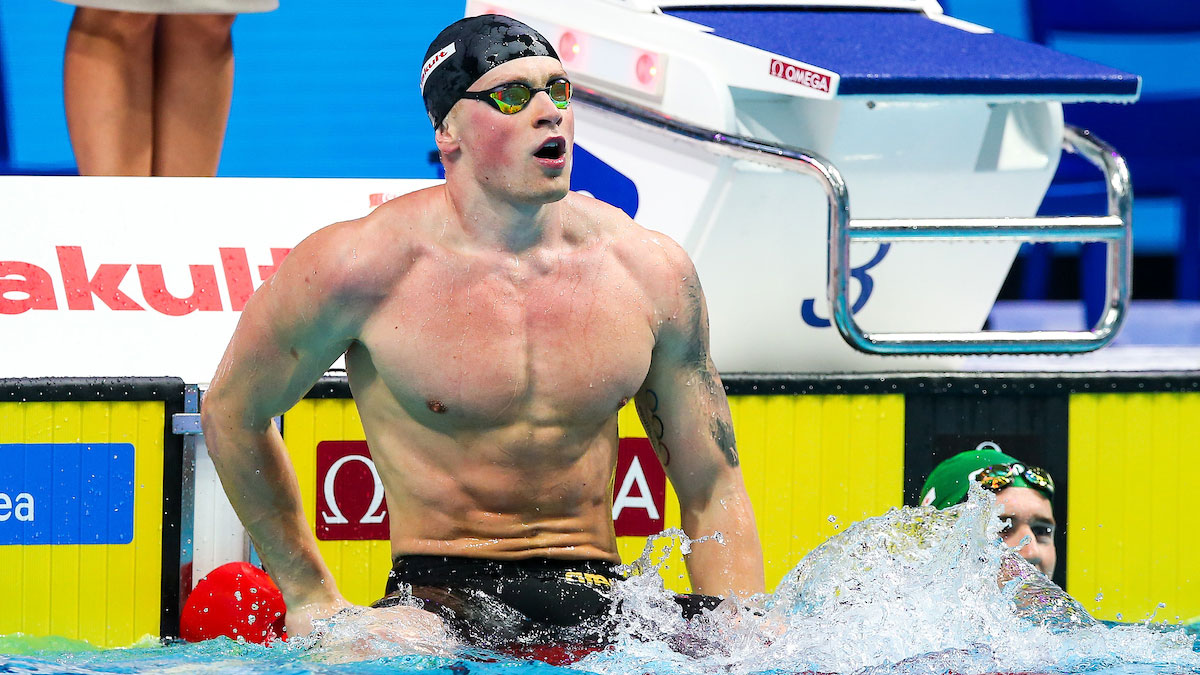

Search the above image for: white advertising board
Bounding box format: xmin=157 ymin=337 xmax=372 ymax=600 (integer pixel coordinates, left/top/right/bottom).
xmin=1 ymin=177 xmax=438 ymax=383
xmin=1 ymin=165 xmax=1023 ymax=381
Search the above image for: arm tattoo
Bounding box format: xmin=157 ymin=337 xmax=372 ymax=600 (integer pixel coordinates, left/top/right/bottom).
xmin=679 ymin=278 xmax=739 ymax=467
xmin=712 ymin=416 xmax=739 ymax=467
xmin=682 ymin=282 xmax=708 ymax=370
xmin=641 ymin=386 xmax=736 ymax=468
xmin=639 ymin=389 xmax=671 ymax=466
xmin=694 ymin=335 xmax=739 ymax=468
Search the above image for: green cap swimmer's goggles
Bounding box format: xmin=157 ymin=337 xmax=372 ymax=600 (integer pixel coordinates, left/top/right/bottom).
xmin=920 ymin=442 xmax=1055 ymax=510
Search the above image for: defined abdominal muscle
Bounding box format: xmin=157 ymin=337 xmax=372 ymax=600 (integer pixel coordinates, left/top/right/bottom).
xmin=389 ymin=500 xmax=619 ymax=561
xmin=371 ymin=423 xmax=619 ymax=551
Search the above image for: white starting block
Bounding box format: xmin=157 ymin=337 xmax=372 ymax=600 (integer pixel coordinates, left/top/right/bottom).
xmin=0 ymin=2 xmax=1141 ymax=378
xmin=472 ymin=0 xmax=1141 ymax=371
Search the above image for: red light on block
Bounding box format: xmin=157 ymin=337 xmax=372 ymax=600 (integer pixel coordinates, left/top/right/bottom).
xmin=559 ymin=32 xmax=582 ymax=62
xmin=635 ymin=52 xmax=659 ymax=86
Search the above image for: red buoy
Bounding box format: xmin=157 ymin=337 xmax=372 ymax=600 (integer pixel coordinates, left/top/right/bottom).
xmin=180 ymin=562 xmax=287 ymax=644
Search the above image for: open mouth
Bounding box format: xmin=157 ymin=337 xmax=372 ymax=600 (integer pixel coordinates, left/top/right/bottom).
xmin=534 ymin=138 xmax=567 ymax=160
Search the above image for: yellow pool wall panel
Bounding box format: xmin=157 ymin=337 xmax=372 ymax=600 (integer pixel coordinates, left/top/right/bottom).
xmin=1067 ymin=392 xmax=1200 ymax=624
xmin=617 ymin=393 xmax=905 ymax=594
xmin=282 ymin=398 xmax=394 ymax=607
xmin=286 ymin=393 xmax=904 ymax=600
xmin=0 ymin=400 xmax=165 ymax=648
xmin=265 ymin=384 xmax=1200 ymax=625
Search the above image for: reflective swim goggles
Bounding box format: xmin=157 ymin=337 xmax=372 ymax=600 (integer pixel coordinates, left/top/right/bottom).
xmin=973 ymin=462 xmax=1055 ymax=497
xmin=460 ymin=78 xmax=572 ymax=115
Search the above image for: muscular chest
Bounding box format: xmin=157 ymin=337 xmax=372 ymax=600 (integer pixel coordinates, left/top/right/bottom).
xmin=358 ymin=251 xmax=654 ymax=424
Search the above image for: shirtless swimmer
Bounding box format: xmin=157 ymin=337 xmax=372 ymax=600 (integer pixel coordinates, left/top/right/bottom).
xmin=201 ymin=14 xmax=765 ymax=651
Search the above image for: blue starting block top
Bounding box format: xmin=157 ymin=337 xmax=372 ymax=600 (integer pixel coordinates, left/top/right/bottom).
xmin=664 ymin=8 xmax=1141 ymax=100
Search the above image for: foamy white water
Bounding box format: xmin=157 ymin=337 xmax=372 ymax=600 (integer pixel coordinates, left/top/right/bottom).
xmin=580 ymin=486 xmax=1200 ymax=675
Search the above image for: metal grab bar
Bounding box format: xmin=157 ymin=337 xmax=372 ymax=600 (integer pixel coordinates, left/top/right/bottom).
xmin=834 ymin=126 xmax=1131 ymax=354
xmin=574 ymin=89 xmax=1132 ymax=355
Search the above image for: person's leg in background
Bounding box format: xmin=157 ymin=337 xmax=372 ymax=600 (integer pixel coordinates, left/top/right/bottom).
xmin=63 ymin=8 xmax=157 ymax=176
xmin=152 ymin=13 xmax=235 ymax=176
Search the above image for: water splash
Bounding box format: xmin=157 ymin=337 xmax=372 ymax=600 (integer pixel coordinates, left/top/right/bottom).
xmin=579 ymin=485 xmax=1200 ymax=674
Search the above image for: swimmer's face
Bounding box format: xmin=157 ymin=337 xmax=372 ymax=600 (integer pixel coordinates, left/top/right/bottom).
xmin=996 ymin=486 xmax=1056 ymax=577
xmin=440 ymin=56 xmax=573 ymax=204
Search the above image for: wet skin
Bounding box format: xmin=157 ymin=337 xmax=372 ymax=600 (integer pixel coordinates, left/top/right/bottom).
xmin=995 ymin=486 xmax=1056 ymax=577
xmin=202 ymin=56 xmax=764 ymax=639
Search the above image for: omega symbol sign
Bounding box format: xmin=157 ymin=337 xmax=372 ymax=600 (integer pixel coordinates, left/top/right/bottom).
xmin=315 ymin=440 xmax=389 ymax=541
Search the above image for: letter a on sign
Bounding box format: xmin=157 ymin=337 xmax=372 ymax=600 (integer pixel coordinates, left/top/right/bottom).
xmin=611 ymin=438 xmax=666 ymax=536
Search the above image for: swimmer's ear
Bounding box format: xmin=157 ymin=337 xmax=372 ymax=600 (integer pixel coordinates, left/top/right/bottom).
xmin=434 ymin=109 xmax=462 ymax=161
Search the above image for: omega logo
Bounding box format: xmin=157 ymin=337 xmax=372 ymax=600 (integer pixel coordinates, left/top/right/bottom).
xmin=320 ymin=454 xmax=386 ymax=526
xmin=312 ymin=437 xmax=667 ymax=541
xmin=315 ymin=441 xmax=391 ymax=540
xmin=768 ymin=58 xmax=832 ymax=93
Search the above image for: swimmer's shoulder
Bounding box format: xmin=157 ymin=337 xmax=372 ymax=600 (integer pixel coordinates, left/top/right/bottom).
xmin=564 ymin=190 xmax=698 ymax=308
xmin=564 ymin=191 xmax=694 ymax=272
xmin=563 ymin=189 xmax=632 ymax=230
xmin=283 ymin=187 xmax=447 ymax=297
xmin=361 ymin=184 xmax=449 ymax=240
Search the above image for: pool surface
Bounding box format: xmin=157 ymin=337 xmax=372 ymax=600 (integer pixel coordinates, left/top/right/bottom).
xmin=5 ymin=492 xmax=1199 ymax=675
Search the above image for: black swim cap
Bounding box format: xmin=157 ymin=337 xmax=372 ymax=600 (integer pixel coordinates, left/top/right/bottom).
xmin=420 ymin=14 xmax=560 ymax=128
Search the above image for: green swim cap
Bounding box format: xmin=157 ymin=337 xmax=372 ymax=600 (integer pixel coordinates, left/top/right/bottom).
xmin=919 ymin=443 xmax=1054 ymax=510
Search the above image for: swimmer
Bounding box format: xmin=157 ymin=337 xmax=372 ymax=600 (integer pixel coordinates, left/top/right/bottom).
xmin=201 ymin=13 xmax=764 ymax=653
xmin=919 ymin=443 xmax=1057 ymax=577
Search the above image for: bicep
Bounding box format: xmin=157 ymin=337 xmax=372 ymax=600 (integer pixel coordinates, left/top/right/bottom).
xmin=208 ymin=244 xmax=359 ymax=426
xmin=635 ymin=353 xmax=738 ymax=471
xmin=635 ymin=292 xmax=739 ymax=506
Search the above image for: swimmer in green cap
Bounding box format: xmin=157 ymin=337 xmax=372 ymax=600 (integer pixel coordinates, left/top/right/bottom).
xmin=920 ymin=442 xmax=1057 ymax=577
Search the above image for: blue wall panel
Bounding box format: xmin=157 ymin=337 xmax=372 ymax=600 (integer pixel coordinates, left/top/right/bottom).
xmin=0 ymin=442 xmax=135 ymax=546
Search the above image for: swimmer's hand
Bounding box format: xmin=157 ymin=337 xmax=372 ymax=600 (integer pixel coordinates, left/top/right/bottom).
xmin=671 ymin=596 xmax=780 ymax=657
xmin=303 ymin=605 xmax=457 ymax=660
xmin=714 ymin=596 xmax=788 ymax=645
xmin=284 ymin=595 xmax=356 ymax=639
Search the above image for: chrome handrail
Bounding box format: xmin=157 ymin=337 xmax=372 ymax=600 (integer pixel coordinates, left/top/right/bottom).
xmin=575 ymin=89 xmax=1132 ymax=355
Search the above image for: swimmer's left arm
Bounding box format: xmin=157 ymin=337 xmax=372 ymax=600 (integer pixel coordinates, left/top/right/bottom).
xmin=634 ymin=242 xmax=765 ymax=599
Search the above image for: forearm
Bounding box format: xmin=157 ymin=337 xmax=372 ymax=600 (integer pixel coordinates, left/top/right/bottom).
xmin=680 ymin=485 xmax=764 ymax=598
xmin=201 ymin=398 xmax=341 ymax=608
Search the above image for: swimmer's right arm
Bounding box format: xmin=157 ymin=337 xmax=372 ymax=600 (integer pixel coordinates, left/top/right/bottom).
xmin=201 ymin=223 xmax=380 ymax=636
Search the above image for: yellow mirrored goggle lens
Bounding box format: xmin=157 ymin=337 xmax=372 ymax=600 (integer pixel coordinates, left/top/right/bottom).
xmin=483 ymin=80 xmax=572 ymax=114
xmin=490 ymin=86 xmax=532 ymax=114
xmin=549 ymin=80 xmax=571 ymax=108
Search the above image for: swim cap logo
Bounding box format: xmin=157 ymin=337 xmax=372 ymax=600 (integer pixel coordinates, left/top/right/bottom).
xmin=769 ymin=58 xmax=831 ymax=93
xmin=421 ymin=42 xmax=457 ymax=92
xmin=921 ymin=488 xmax=937 ymax=507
